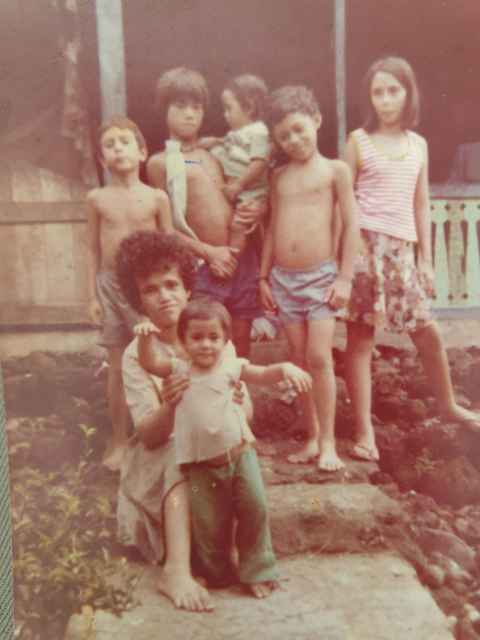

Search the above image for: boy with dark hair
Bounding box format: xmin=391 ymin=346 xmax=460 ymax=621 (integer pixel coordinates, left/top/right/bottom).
xmin=147 ymin=67 xmax=261 ymax=358
xmin=259 ymin=86 xmax=358 ymax=472
xmin=86 ymin=116 xmax=173 ymax=470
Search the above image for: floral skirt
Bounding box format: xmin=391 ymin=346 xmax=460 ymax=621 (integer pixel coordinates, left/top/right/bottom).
xmin=345 ymin=230 xmax=434 ymax=333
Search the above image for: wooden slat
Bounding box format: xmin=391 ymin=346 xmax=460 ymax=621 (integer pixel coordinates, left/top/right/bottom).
xmin=11 ymin=163 xmax=43 ymax=202
xmin=0 ymin=225 xmax=18 ymax=304
xmin=0 ymin=202 xmax=86 ymax=224
xmin=448 ymin=204 xmax=466 ymax=303
xmin=432 ymin=203 xmax=450 ymax=307
xmin=14 ymin=224 xmax=49 ymax=305
xmin=71 ymin=222 xmax=90 ymax=303
xmin=465 ymin=202 xmax=480 ymax=307
xmin=0 ymin=161 xmax=13 ymax=202
xmin=0 ymin=304 xmax=91 ymax=326
xmin=45 ymin=223 xmax=76 ymax=304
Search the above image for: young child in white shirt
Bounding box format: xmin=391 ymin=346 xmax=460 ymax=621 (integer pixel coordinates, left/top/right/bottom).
xmin=136 ymin=297 xmax=311 ymax=597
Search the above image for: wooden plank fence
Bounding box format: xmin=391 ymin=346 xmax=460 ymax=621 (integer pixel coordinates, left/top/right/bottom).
xmin=0 ymin=163 xmax=90 ymax=328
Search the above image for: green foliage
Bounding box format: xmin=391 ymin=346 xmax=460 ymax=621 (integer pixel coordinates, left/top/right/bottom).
xmin=11 ymin=424 xmax=138 ymax=640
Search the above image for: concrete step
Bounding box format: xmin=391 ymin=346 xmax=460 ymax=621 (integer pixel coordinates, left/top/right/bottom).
xmin=94 ymin=553 xmax=453 ymax=640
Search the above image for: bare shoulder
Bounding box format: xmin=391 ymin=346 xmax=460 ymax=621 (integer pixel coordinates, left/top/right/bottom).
xmin=271 ymin=163 xmax=289 ymax=185
xmin=146 ymin=151 xmax=167 ymax=183
xmin=86 ymin=186 xmax=102 ymax=206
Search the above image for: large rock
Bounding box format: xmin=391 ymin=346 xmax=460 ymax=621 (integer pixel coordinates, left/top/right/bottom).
xmin=94 ymin=554 xmax=453 ymax=640
xmin=267 ymin=483 xmax=402 ymax=555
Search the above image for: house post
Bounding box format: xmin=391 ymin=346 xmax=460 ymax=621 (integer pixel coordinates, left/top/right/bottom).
xmin=94 ymin=0 xmax=127 ymax=121
xmin=334 ymin=0 xmax=346 ymax=156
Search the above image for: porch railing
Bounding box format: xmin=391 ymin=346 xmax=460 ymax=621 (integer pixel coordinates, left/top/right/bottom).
xmin=431 ymin=198 xmax=480 ymax=310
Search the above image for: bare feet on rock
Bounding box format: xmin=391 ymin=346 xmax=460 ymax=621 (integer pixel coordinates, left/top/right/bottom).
xmin=156 ymin=567 xmax=214 ymax=612
xmin=444 ymin=404 xmax=480 ymax=430
xmin=248 ymin=580 xmax=280 ymax=599
xmin=348 ymin=440 xmax=379 ymax=462
xmin=287 ymin=440 xmax=319 ymax=464
xmin=317 ymin=442 xmax=345 ymax=472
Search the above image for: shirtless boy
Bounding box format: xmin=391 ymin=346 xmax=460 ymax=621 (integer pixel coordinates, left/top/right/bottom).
xmin=147 ymin=67 xmax=261 ymax=357
xmin=259 ymin=86 xmax=358 ymax=471
xmin=86 ymin=116 xmax=173 ymax=470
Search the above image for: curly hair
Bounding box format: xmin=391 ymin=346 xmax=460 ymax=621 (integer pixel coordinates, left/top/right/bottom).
xmin=97 ymin=115 xmax=147 ymax=157
xmin=267 ymin=85 xmax=320 ymax=130
xmin=155 ymin=67 xmax=209 ymax=115
xmin=225 ymin=74 xmax=269 ymax=121
xmin=115 ymin=231 xmax=197 ymax=313
xmin=363 ymin=56 xmax=420 ymax=131
xmin=177 ymin=297 xmax=232 ymax=343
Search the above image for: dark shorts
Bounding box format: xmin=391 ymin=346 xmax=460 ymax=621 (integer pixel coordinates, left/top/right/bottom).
xmin=193 ymin=242 xmax=261 ymax=320
xmin=96 ymin=271 xmax=141 ymax=348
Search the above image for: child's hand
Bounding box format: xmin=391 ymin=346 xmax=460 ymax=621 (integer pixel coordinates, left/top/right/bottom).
xmin=207 ymin=245 xmax=239 ymax=278
xmin=417 ymin=256 xmax=435 ymax=297
xmin=198 ymin=136 xmax=223 ymax=150
xmin=133 ymin=319 xmax=162 ymax=336
xmin=161 ymin=373 xmax=190 ymax=407
xmin=88 ymin=298 xmax=103 ymax=325
xmin=281 ymin=363 xmax=312 ymax=394
xmin=326 ymin=277 xmax=352 ymax=309
xmin=259 ymin=279 xmax=277 ymax=313
xmin=223 ymin=180 xmax=243 ymax=203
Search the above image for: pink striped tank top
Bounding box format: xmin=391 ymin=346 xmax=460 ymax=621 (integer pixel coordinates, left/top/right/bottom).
xmin=353 ymin=128 xmax=424 ymax=242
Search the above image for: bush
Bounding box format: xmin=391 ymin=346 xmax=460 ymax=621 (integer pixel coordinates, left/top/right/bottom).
xmin=11 ymin=424 xmax=138 ymax=640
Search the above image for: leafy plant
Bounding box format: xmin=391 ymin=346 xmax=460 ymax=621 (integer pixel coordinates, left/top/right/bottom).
xmin=11 ymin=424 xmax=138 ymax=640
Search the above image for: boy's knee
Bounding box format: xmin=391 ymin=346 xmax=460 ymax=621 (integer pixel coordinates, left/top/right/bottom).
xmin=306 ymin=350 xmax=333 ymax=373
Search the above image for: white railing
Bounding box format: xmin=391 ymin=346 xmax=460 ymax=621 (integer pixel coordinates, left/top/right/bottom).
xmin=431 ymin=199 xmax=480 ymax=309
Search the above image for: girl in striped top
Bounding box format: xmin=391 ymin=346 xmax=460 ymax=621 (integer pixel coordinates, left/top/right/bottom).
xmin=343 ymin=56 xmax=480 ymax=462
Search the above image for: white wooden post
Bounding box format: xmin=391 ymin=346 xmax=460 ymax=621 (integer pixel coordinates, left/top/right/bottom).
xmin=94 ymin=0 xmax=127 ymax=121
xmin=464 ymin=201 xmax=480 ymax=307
xmin=334 ymin=0 xmax=346 ymax=156
xmin=431 ymin=201 xmax=450 ymax=308
xmin=448 ymin=204 xmax=466 ymax=303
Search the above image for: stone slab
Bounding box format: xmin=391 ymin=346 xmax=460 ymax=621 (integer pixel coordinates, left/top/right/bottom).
xmin=94 ymin=553 xmax=453 ymax=640
xmin=267 ymin=482 xmax=402 ymax=555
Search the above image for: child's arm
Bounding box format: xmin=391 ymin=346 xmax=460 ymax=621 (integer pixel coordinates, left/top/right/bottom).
xmin=147 ymin=154 xmax=238 ymax=277
xmin=327 ymin=160 xmax=359 ymax=307
xmin=197 ymin=136 xmax=224 ymax=150
xmin=85 ymin=192 xmax=103 ymax=325
xmin=154 ymin=188 xmax=175 ymax=234
xmin=413 ymin=137 xmax=434 ymax=292
xmin=135 ymin=321 xmax=176 ymax=378
xmin=258 ymin=173 xmax=278 ymax=313
xmin=240 ymin=361 xmax=312 ymax=394
xmin=223 ymin=159 xmax=268 ymax=203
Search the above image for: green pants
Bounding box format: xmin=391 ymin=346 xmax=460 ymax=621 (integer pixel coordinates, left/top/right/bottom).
xmin=186 ymin=447 xmax=277 ymax=587
xmin=0 ymin=365 xmax=14 ymax=639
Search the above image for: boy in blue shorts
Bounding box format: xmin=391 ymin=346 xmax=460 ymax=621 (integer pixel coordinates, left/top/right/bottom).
xmin=259 ymin=86 xmax=358 ymax=471
xmin=147 ymin=67 xmax=262 ymax=357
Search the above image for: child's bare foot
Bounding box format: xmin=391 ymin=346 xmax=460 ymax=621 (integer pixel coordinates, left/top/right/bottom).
xmin=248 ymin=580 xmax=279 ymax=598
xmin=157 ymin=567 xmax=214 ymax=612
xmin=287 ymin=440 xmax=319 ymax=464
xmin=348 ymin=439 xmax=379 ymax=462
xmin=443 ymin=404 xmax=480 ymax=429
xmin=317 ymin=442 xmax=345 ymax=472
xmin=102 ymin=444 xmax=126 ymax=471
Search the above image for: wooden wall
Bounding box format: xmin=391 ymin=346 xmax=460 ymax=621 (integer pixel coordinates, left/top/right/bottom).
xmin=0 ymin=163 xmax=89 ymax=327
